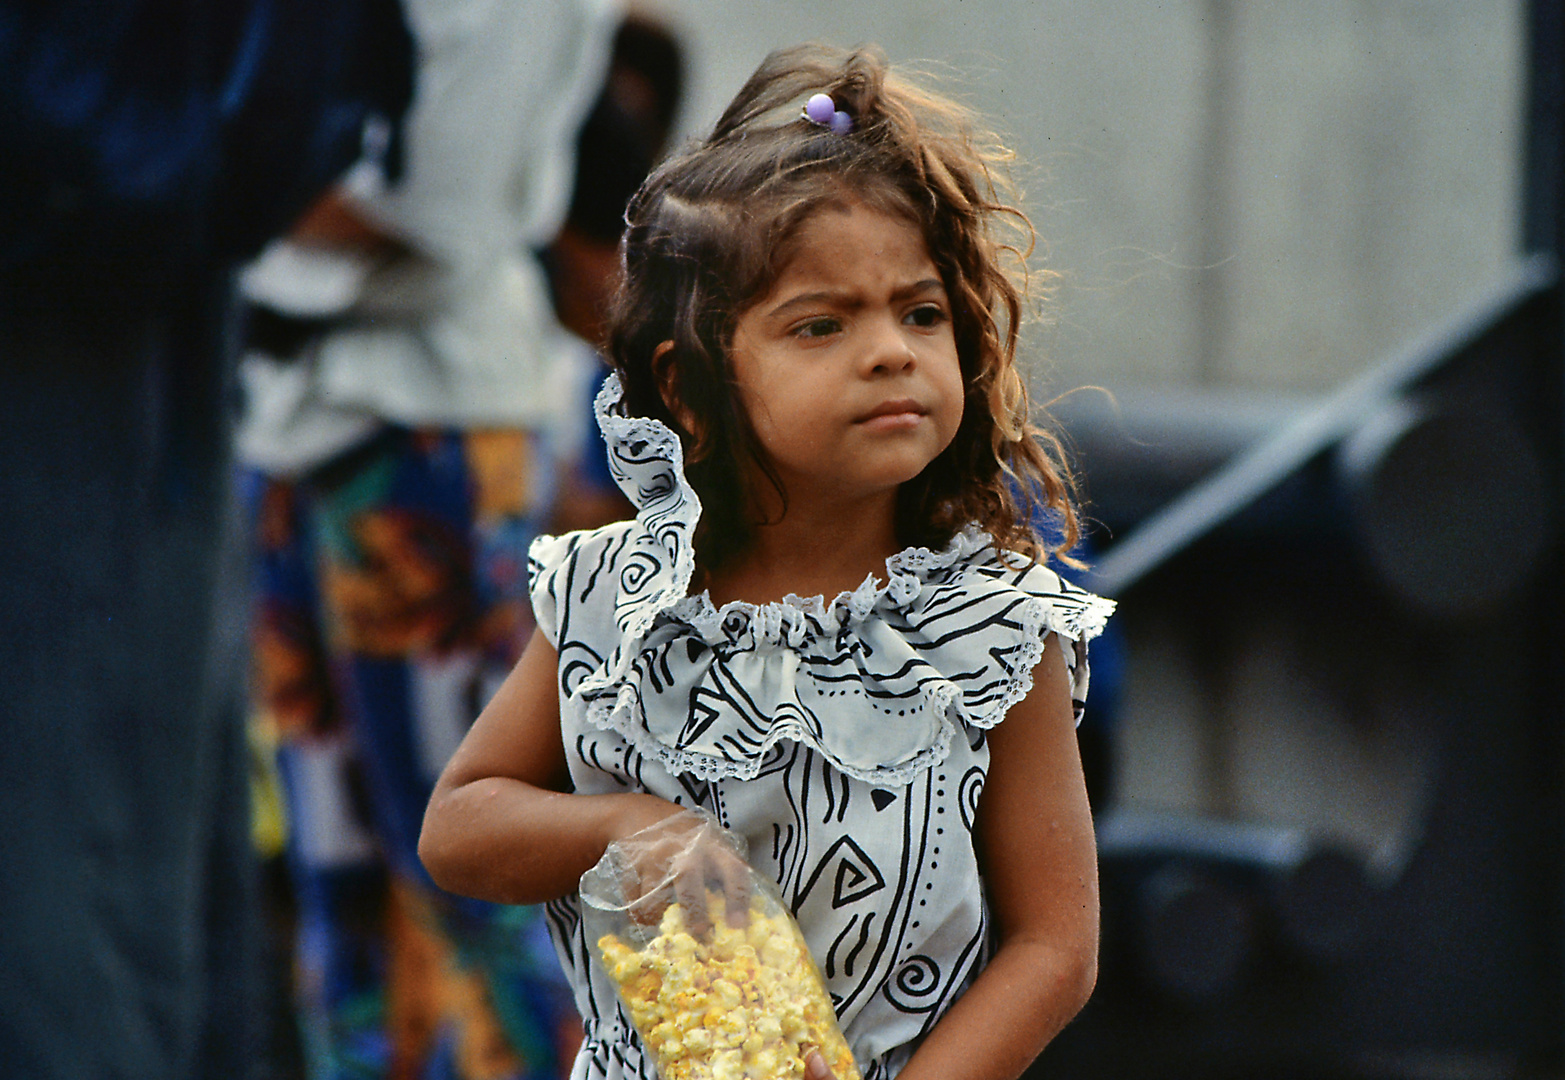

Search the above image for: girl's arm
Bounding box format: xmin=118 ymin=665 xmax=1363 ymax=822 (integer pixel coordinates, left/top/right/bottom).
xmin=892 ymin=637 xmax=1100 ymax=1080
xmin=419 ymin=631 xmax=687 ymax=904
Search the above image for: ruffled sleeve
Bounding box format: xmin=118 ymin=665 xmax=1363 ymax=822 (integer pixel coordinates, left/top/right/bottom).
xmin=937 ymin=545 xmax=1115 ymax=729
xmin=528 ymin=371 xmax=704 ymax=678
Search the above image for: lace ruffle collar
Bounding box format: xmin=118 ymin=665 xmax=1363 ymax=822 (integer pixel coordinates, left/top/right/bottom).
xmin=592 ymin=373 xmax=1021 ymax=639
xmin=533 ymin=373 xmax=1114 ymax=785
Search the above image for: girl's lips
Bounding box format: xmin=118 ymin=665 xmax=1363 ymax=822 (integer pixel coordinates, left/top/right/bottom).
xmin=856 ymin=398 xmax=927 ymax=423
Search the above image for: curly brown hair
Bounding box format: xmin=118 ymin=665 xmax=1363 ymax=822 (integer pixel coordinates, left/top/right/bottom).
xmin=607 ymin=42 xmax=1081 ymax=571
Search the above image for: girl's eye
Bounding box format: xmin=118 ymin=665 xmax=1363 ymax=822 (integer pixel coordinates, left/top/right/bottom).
xmin=794 ymin=317 xmax=841 ymax=339
xmin=905 ymin=304 xmax=948 ymax=328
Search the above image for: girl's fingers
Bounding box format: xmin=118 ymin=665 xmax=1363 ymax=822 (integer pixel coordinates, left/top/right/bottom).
xmin=713 ymin=849 xmax=752 ymax=928
xmin=805 ymin=1049 xmax=835 ymax=1080
xmin=673 ymin=857 xmax=715 ymax=937
xmin=623 ymin=878 xmax=670 ymax=928
xmin=671 ymin=842 xmax=751 ymax=938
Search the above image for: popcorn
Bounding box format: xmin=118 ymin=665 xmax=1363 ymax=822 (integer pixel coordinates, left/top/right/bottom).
xmin=596 ymin=892 xmax=861 ymax=1080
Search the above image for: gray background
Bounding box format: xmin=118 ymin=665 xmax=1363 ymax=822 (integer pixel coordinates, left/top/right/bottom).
xmin=645 ymin=0 xmax=1522 ymax=396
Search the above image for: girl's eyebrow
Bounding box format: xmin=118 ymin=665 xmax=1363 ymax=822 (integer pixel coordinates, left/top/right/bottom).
xmin=764 ymin=278 xmax=947 ymax=321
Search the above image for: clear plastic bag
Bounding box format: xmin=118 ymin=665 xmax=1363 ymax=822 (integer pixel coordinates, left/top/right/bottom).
xmin=581 ymin=810 xmax=862 ymax=1080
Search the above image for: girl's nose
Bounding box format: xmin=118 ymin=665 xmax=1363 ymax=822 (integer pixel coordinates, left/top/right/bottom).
xmin=864 ymin=318 xmax=918 ymax=375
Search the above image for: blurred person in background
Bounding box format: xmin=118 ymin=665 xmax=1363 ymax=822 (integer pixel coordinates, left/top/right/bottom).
xmin=0 ymin=2 xmax=415 ymax=1078
xmin=236 ymin=4 xmax=684 ymax=1077
xmin=543 ymin=12 xmax=685 ymax=535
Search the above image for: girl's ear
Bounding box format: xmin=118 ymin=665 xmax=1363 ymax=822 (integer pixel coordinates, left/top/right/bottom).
xmin=652 ymin=340 xmax=700 ymax=435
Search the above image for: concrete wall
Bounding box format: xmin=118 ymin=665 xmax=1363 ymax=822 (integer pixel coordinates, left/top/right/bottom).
xmin=640 ymin=0 xmax=1523 ymax=397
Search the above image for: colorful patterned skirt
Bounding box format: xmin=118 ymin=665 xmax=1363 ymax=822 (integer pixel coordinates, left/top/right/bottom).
xmin=248 ymin=425 xmax=578 ymax=1080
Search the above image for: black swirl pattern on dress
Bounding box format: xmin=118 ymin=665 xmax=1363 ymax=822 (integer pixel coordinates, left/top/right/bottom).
xmin=883 ymin=955 xmax=943 ymax=1013
xmin=617 ymin=550 xmax=660 ymax=598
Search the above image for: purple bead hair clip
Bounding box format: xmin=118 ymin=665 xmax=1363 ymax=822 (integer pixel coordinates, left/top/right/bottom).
xmin=803 ymin=92 xmax=852 ymax=135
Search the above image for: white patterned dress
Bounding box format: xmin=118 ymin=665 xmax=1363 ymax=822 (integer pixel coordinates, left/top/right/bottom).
xmin=529 ymin=376 xmax=1114 ymax=1080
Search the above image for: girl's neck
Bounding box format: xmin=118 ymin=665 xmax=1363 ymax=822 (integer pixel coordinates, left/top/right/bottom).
xmin=701 ymin=490 xmax=903 ymax=607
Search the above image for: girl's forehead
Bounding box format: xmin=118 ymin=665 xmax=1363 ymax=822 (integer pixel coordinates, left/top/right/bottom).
xmin=774 ymin=201 xmax=935 ymax=277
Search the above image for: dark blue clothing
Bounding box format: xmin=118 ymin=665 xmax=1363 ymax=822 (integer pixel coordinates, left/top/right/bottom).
xmin=0 ymin=4 xmax=412 ymax=1076
xmin=0 ymin=279 xmax=255 ymax=1078
xmin=0 ymin=0 xmax=412 ymax=293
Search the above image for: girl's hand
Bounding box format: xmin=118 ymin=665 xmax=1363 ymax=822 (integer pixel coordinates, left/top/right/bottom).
xmin=604 ymin=808 xmax=754 ymax=938
xmin=671 ymin=830 xmax=753 ymax=937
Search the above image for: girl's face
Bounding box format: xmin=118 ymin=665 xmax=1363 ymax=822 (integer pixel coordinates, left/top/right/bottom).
xmin=726 ymin=201 xmax=964 ymax=514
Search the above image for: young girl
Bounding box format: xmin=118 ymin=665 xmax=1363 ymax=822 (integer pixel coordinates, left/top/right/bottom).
xmin=420 ymin=43 xmax=1114 ymax=1080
